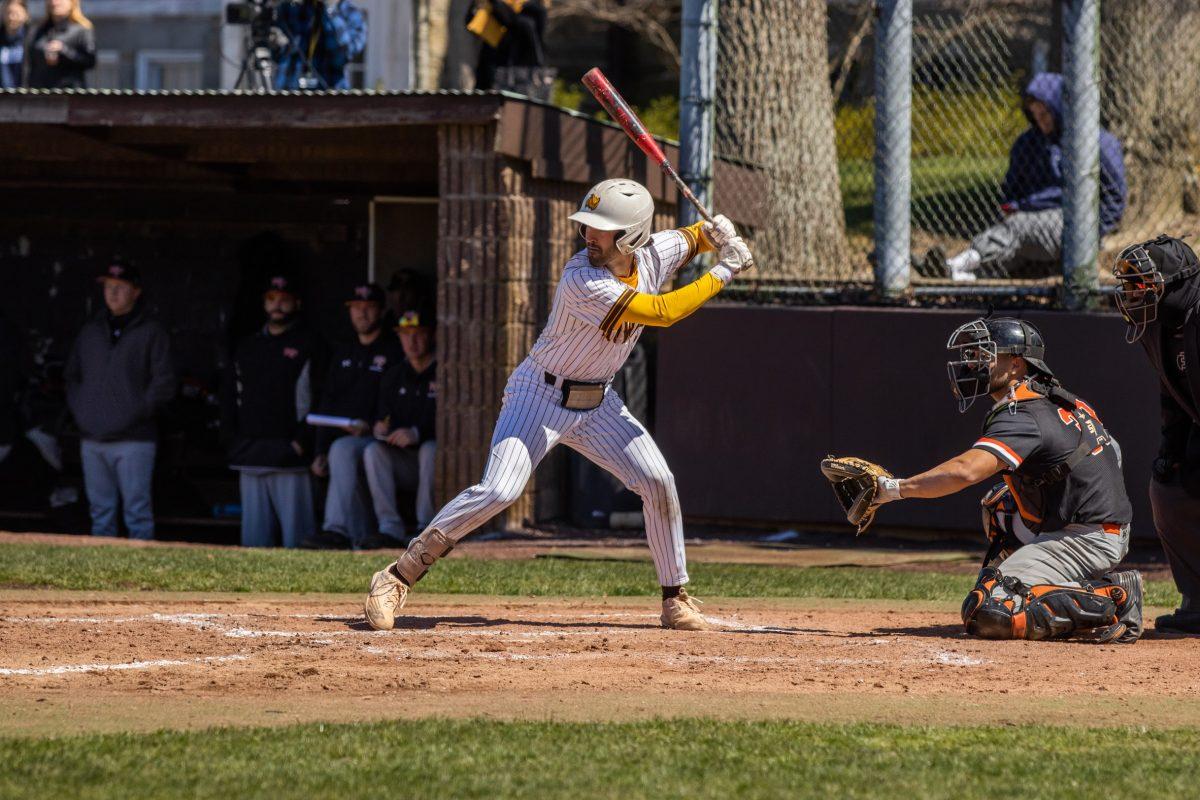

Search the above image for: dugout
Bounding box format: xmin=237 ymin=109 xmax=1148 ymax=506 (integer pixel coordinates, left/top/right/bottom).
xmin=0 ymin=88 xmax=761 ymax=536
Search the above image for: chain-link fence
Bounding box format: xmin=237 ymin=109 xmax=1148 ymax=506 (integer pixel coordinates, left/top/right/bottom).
xmin=710 ymin=0 xmax=1200 ymax=305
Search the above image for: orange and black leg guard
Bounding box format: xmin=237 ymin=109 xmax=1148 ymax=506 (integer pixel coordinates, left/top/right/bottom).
xmin=961 ymin=568 xmax=1123 ymax=641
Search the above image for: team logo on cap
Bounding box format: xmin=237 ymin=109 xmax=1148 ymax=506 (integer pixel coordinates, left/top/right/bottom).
xmin=585 ymin=193 xmax=600 ymax=210
xmin=282 ymin=347 xmax=299 ymax=359
xmin=398 ymin=311 xmax=421 ymax=328
xmin=108 ymin=265 xmax=125 ymax=277
xmin=355 ymin=286 xmax=370 ymax=299
xmin=271 ymin=276 xmax=288 ymax=290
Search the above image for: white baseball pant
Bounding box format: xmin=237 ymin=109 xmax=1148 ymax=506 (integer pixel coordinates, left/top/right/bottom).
xmin=423 ymin=358 xmax=689 ymax=586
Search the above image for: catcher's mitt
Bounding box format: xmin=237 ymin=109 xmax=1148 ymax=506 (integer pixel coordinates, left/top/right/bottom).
xmin=820 ymin=455 xmax=893 ymax=534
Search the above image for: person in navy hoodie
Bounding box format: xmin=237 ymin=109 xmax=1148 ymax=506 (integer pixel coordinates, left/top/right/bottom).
xmin=930 ymin=72 xmax=1127 ymax=282
xmin=0 ymin=0 xmax=28 ymax=88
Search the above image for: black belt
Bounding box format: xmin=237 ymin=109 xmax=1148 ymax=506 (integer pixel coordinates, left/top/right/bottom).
xmin=544 ymin=371 xmax=605 ymax=391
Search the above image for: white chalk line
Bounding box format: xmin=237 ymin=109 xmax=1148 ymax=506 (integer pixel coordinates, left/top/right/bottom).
xmin=0 ymin=654 xmax=249 ymax=677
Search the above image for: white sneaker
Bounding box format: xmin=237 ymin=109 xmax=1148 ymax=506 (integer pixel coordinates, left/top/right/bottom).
xmin=950 ymin=264 xmax=978 ymax=282
xmin=661 ymin=589 xmax=712 ymax=631
xmin=364 ymin=565 xmax=409 ymax=631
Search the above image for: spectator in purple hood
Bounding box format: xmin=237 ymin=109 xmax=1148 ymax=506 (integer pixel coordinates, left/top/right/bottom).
xmin=927 ymin=72 xmax=1127 ymax=282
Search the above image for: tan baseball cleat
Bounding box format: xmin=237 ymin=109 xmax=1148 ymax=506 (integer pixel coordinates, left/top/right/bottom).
xmin=364 ymin=564 xmax=409 ymax=631
xmin=661 ymin=589 xmax=712 ymax=631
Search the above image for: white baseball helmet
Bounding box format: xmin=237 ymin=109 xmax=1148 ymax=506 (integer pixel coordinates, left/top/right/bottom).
xmin=568 ymin=179 xmax=654 ymax=255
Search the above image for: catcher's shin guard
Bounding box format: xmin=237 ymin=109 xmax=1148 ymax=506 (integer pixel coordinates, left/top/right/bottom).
xmin=393 ymin=527 xmax=455 ymax=586
xmin=961 ymin=568 xmax=1121 ymax=641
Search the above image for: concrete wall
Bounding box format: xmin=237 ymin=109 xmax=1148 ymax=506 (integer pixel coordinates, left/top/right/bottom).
xmin=656 ymin=305 xmax=1160 ymax=538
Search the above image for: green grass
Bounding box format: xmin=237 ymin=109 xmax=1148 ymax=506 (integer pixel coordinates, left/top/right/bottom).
xmin=839 ymin=155 xmax=1010 ymax=239
xmin=3 ymin=718 xmax=1199 ymax=799
xmin=0 ymin=542 xmax=1182 ymax=606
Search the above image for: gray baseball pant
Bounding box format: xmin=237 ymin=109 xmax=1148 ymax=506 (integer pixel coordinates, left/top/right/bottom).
xmin=322 ymin=434 xmax=375 ymax=545
xmin=972 ymin=208 xmax=1063 ymax=273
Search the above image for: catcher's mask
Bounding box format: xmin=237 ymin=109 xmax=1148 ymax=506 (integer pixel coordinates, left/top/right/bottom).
xmin=946 ymin=317 xmax=1050 ymax=412
xmin=1112 ymin=235 xmax=1200 ymax=342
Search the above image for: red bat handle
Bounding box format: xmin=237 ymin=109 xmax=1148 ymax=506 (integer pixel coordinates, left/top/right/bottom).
xmin=582 ymin=67 xmax=715 ymax=224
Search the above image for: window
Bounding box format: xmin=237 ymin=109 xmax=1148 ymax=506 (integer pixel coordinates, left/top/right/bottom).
xmin=92 ymin=50 xmax=121 ymax=89
xmin=136 ymin=50 xmax=203 ymax=91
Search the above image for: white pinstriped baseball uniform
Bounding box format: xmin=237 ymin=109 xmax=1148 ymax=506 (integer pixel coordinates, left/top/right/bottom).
xmin=423 ymin=228 xmax=706 ymax=586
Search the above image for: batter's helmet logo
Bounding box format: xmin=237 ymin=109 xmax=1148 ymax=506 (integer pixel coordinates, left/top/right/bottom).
xmin=585 ymin=193 xmax=600 ymax=210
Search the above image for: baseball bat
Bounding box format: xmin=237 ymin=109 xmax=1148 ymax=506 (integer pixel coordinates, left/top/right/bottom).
xmin=581 ymin=67 xmax=715 ymax=225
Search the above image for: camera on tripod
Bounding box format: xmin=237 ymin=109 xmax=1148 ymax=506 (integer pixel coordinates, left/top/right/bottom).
xmin=224 ymin=0 xmax=297 ymax=27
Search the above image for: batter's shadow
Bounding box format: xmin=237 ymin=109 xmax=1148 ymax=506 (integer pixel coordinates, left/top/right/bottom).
xmin=849 ymin=624 xmax=969 ymax=640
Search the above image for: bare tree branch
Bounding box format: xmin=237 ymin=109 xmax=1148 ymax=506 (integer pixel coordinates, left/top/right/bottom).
xmin=548 ymin=0 xmax=682 ymax=70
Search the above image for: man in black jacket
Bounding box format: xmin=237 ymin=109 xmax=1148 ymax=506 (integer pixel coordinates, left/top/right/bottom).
xmin=302 ymin=283 xmax=404 ymax=550
xmin=362 ymin=305 xmax=437 ymax=547
xmin=222 ymin=274 xmax=323 ymax=548
xmin=65 ymin=261 xmax=175 ymax=539
xmin=1113 ymin=235 xmax=1200 ymax=633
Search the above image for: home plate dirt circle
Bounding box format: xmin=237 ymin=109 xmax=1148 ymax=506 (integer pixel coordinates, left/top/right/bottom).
xmin=3 ymin=593 xmax=1200 ymax=733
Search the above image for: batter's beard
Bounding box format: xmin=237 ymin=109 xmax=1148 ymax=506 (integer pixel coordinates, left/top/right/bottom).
xmin=586 ymin=245 xmax=615 ymax=268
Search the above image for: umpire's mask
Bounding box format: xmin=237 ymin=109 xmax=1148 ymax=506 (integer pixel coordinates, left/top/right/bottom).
xmin=1113 ymin=235 xmax=1200 ymax=342
xmin=946 ymin=317 xmax=1049 ymax=413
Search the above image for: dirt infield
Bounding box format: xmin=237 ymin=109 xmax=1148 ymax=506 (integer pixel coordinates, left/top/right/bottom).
xmin=3 ymin=591 xmax=1200 ymax=736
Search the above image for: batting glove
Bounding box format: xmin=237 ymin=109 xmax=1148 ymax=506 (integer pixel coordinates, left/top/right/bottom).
xmin=702 ymin=214 xmax=738 ymax=249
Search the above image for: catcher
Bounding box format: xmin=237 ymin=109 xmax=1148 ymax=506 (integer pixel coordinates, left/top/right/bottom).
xmin=822 ymin=317 xmax=1143 ymax=643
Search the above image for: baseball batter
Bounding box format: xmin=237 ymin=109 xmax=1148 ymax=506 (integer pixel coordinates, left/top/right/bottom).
xmin=851 ymin=317 xmax=1143 ymax=642
xmin=365 ymin=178 xmax=753 ymax=632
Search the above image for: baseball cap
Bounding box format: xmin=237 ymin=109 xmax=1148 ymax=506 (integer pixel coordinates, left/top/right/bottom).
xmin=96 ymin=260 xmax=141 ymax=287
xmin=345 ymin=283 xmax=386 ymax=306
xmin=396 ymin=305 xmax=436 ymax=329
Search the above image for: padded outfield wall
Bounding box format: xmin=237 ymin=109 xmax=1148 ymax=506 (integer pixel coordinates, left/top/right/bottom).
xmin=655 ymin=306 xmax=1159 ymax=538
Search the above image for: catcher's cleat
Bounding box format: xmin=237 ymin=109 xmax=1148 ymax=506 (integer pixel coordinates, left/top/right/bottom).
xmin=661 ymin=589 xmax=712 ymax=631
xmin=1073 ymin=621 xmax=1129 ymax=644
xmin=364 ymin=564 xmax=409 ymax=631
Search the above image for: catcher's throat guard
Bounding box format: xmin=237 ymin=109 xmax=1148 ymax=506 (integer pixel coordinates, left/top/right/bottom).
xmin=820 ymin=456 xmax=892 ymax=534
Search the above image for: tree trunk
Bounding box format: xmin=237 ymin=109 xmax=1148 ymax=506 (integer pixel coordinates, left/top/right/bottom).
xmin=716 ymin=0 xmax=851 ymax=281
xmin=1100 ymin=0 xmax=1200 ymax=235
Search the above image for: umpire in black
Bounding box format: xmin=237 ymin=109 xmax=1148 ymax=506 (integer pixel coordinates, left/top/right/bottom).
xmin=1114 ymin=235 xmax=1200 ymax=633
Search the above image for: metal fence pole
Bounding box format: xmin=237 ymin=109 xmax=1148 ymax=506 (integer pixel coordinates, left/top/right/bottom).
xmin=874 ymin=0 xmax=912 ymax=297
xmin=1061 ymin=0 xmax=1101 ymax=310
xmin=680 ymin=0 xmax=717 ymax=232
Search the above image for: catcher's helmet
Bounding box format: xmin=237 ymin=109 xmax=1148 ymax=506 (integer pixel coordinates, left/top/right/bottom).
xmin=946 ymin=317 xmax=1051 ymax=412
xmin=568 ymin=179 xmax=655 ymax=255
xmin=1112 ymin=235 xmax=1200 ymax=342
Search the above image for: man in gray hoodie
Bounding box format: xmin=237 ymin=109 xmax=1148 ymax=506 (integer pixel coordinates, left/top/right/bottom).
xmin=64 ymin=261 xmax=175 ymax=539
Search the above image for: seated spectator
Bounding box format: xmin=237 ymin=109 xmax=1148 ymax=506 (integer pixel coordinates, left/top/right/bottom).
xmin=272 ymin=0 xmax=366 ymax=91
xmin=466 ymin=0 xmax=546 ymax=91
xmin=25 ymin=0 xmax=95 ymax=89
xmin=926 ymin=72 xmax=1127 ymax=282
xmin=301 ymin=283 xmax=404 ymax=550
xmin=1 ymin=0 xmax=28 ymax=89
xmin=221 ymin=274 xmax=323 ymax=548
xmin=64 ymin=261 xmax=175 ymax=540
xmin=362 ymin=305 xmax=437 ymax=548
